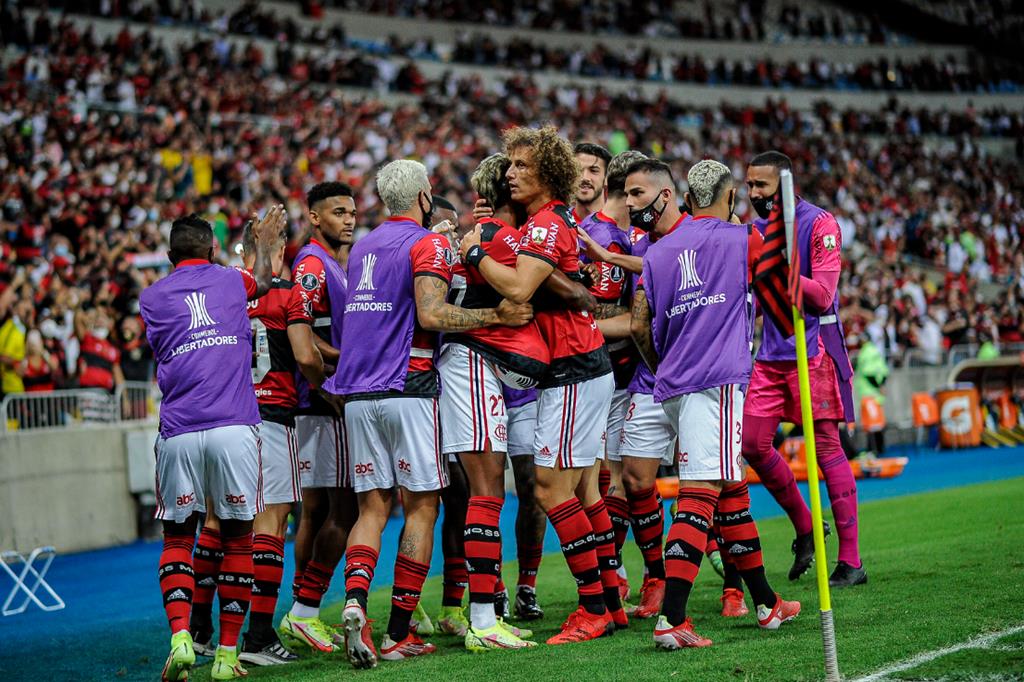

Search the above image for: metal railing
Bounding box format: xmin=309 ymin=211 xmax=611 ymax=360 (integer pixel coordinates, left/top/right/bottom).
xmin=1 ymin=382 xmax=160 ymax=433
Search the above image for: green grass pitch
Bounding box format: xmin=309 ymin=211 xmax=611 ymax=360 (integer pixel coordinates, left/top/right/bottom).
xmin=189 ymin=477 xmax=1024 ymax=681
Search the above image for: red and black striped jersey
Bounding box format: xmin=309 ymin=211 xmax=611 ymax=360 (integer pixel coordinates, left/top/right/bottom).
xmin=247 ymin=275 xmax=313 ymax=425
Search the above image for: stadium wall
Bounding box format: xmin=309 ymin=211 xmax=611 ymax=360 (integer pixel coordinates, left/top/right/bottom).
xmin=0 ymin=425 xmax=149 ymax=554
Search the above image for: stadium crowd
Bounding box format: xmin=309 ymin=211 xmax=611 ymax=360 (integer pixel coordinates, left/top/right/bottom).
xmin=1 ymin=14 xmax=1022 ymax=401
xmin=24 ymin=0 xmax=1023 ymax=94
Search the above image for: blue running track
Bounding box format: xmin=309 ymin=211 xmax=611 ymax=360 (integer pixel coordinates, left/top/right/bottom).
xmin=1 ymin=446 xmax=1022 ymax=680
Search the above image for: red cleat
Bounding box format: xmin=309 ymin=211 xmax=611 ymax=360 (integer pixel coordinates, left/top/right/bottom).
xmin=617 ymin=575 xmax=631 ymax=603
xmin=380 ymin=632 xmax=436 ymax=661
xmin=609 ymin=607 xmax=629 ymax=630
xmin=720 ymin=588 xmax=749 ymax=617
xmin=757 ymin=594 xmax=801 ymax=630
xmin=547 ymin=607 xmax=612 ymax=645
xmin=653 ymin=616 xmax=712 ymax=649
xmin=630 ymin=577 xmax=665 ymax=619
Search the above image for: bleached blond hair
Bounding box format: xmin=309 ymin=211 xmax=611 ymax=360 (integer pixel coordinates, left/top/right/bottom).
xmin=376 ymin=159 xmax=430 ymax=215
xmin=686 ymin=159 xmax=733 ymax=209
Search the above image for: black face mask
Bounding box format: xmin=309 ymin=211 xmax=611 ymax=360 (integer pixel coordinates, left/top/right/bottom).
xmin=751 ymin=195 xmax=774 ymax=220
xmin=728 ymin=191 xmax=737 ymax=221
xmin=629 ymin=193 xmax=666 ymax=232
xmin=420 ymin=193 xmax=435 ymax=229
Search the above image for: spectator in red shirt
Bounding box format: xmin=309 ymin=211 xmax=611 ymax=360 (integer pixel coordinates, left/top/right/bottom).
xmin=76 ymin=309 xmax=124 ymax=392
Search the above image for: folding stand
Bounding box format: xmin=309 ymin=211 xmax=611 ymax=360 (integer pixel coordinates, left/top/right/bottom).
xmin=1 ymin=547 xmax=66 ymax=616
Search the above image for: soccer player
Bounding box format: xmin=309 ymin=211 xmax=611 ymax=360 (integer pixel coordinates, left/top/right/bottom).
xmin=579 ymin=149 xmax=645 ymax=603
xmin=328 ymin=160 xmax=533 ymax=669
xmin=573 ymin=142 xmax=611 ymax=223
xmin=439 ymin=158 xmax=554 ymax=652
xmin=279 ymin=182 xmax=359 ymax=650
xmin=189 ymin=220 xmax=328 ymax=666
xmin=633 ymin=160 xmax=799 ymax=649
xmin=143 ymin=208 xmax=281 ymax=681
xmin=460 ymin=126 xmax=622 ymax=643
xmin=743 ymin=151 xmax=865 ymax=587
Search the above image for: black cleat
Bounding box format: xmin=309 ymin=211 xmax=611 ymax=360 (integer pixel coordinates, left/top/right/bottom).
xmin=788 ymin=521 xmax=831 ymax=581
xmin=829 ymin=561 xmax=868 ymax=588
xmin=513 ymin=586 xmax=544 ymax=621
xmin=495 ymin=585 xmax=512 ymax=614
xmin=239 ymin=632 xmax=300 ymax=666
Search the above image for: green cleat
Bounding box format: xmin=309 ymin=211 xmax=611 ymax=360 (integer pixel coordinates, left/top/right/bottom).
xmin=278 ymin=612 xmax=336 ymax=652
xmin=411 ymin=602 xmax=435 ymax=637
xmin=161 ymin=630 xmax=196 ymax=682
xmin=210 ymin=646 xmax=248 ymax=680
xmin=707 ymin=549 xmax=725 ymax=578
xmin=465 ymin=623 xmax=537 ymax=652
xmin=437 ymin=606 xmax=470 ymax=636
xmin=497 ymin=617 xmax=532 ymax=640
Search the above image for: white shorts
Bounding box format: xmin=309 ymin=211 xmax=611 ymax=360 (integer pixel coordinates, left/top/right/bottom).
xmin=438 ymin=344 xmax=508 ymax=454
xmin=617 ymin=391 xmax=677 ymax=465
xmin=259 ymin=420 xmax=302 ymax=505
xmin=296 ymin=414 xmax=349 ymax=489
xmin=663 ymin=384 xmax=745 ymax=482
xmin=604 ymin=389 xmax=629 ymax=460
xmin=507 ymin=400 xmax=538 ymax=457
xmin=345 ymin=397 xmax=448 ymax=493
xmin=534 ymin=372 xmax=614 ymax=469
xmin=154 ymin=424 xmax=263 ymax=523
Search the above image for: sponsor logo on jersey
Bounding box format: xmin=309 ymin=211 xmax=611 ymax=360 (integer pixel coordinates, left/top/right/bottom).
xmin=355 ymin=253 xmax=377 ymax=292
xmin=398 ymin=458 xmax=411 ymax=473
xmin=354 ymin=462 xmax=375 ymax=476
xmin=224 ymin=493 xmax=247 ymax=504
xmin=176 ymin=492 xmax=195 ymax=506
xmin=185 ymin=291 xmax=216 ymax=330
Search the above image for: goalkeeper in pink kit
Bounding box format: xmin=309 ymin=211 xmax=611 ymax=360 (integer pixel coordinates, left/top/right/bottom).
xmin=743 ymin=151 xmax=866 ymax=588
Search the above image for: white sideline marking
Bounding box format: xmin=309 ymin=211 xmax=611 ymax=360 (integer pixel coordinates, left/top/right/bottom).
xmin=851 ymin=624 xmax=1024 ymax=681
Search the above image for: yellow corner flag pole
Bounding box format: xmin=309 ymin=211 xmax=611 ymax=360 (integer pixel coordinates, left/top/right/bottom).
xmin=780 ymin=169 xmax=840 ymax=682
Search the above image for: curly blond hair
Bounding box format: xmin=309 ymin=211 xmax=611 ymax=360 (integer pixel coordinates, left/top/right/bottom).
xmin=502 ymin=125 xmax=580 ymax=206
xmin=470 ymin=153 xmax=512 ymax=209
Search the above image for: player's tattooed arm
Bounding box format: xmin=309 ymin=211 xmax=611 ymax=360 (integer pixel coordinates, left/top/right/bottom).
xmin=415 ymin=275 xmax=533 ymax=332
xmin=597 ymin=310 xmax=632 ymax=340
xmin=594 ymin=302 xmax=628 ymax=320
xmin=630 ymin=289 xmax=658 ymax=372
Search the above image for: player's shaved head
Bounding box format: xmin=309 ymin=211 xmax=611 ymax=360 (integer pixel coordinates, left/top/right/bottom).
xmin=471 ymin=153 xmax=513 ymax=210
xmin=607 ymin=150 xmax=648 ymax=197
xmin=686 ymin=159 xmax=733 ymax=209
xmin=625 ymin=158 xmax=674 ymax=188
xmin=169 ymin=213 xmax=213 ymax=265
xmin=306 ymin=181 xmax=354 ymax=211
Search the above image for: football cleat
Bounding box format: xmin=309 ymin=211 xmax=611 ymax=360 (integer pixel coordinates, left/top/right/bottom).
xmin=380 ymin=633 xmax=437 ymax=661
xmin=631 ymin=577 xmax=665 ymax=619
xmin=496 ymin=617 xmax=532 ymax=640
xmin=756 ymin=594 xmax=801 ymax=630
xmin=238 ymin=632 xmax=299 ymax=666
xmin=789 ymin=521 xmax=831 ymax=580
xmin=189 ymin=624 xmax=216 ymax=658
xmin=720 ymin=588 xmax=749 ymax=618
xmin=494 ymin=586 xmax=511 ymax=619
xmin=278 ymin=612 xmax=335 ymax=653
xmin=609 ymin=607 xmax=629 ymax=630
xmin=465 ymin=623 xmax=537 ymax=652
xmin=514 ymin=585 xmax=544 ymax=621
xmin=653 ymin=616 xmax=712 ymax=649
xmin=546 ymin=607 xmax=612 ymax=645
xmin=161 ymin=630 xmax=196 ymax=682
xmin=210 ymin=647 xmax=248 ymax=680
xmin=617 ymin=574 xmax=631 ymax=602
xmin=341 ymin=600 xmax=378 ymax=669
xmin=829 ymin=561 xmax=868 ymax=588
xmin=410 ymin=602 xmax=435 ymax=637
xmin=707 ymin=549 xmax=725 ymax=578
xmin=437 ymin=606 xmax=470 ymax=636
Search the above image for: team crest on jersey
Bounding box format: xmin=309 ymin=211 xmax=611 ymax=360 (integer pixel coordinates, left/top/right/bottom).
xmin=530 ymin=225 xmax=548 ymax=245
xmin=443 ymin=247 xmax=455 ymax=267
xmin=610 ymin=265 xmax=624 ymax=283
xmin=822 ymin=234 xmax=837 ymax=251
xmin=300 ymin=273 xmax=319 ymax=291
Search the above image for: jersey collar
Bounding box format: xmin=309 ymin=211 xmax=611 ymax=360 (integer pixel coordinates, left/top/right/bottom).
xmin=175 ymin=259 xmax=210 ymax=268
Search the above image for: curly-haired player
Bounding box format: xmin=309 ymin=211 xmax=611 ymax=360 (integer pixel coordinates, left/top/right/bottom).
xmin=460 ymin=126 xmax=624 ymax=644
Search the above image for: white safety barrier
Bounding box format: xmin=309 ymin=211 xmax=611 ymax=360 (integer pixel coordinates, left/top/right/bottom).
xmin=1 ymin=382 xmax=159 ymax=433
xmin=1 ymin=547 xmax=65 ymax=616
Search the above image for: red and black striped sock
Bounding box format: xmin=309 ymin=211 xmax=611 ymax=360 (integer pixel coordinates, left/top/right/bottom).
xmin=584 ymin=500 xmax=622 ymax=612
xmin=249 ymin=534 xmax=285 ymax=640
xmin=191 ymin=527 xmax=222 ymax=624
xmin=516 ymin=543 xmax=543 ymax=590
xmin=344 ymin=545 xmax=379 ymax=610
xmin=662 ymin=487 xmax=718 ymax=626
xmin=712 ymin=519 xmax=744 ymax=592
xmin=389 ymin=554 xmax=430 ymax=641
xmin=442 ymin=556 xmax=468 ymax=607
xmin=295 ymin=560 xmax=332 ymax=610
xmin=217 ymin=533 xmax=254 ymax=648
xmin=598 ymin=467 xmax=611 ymax=498
xmin=548 ymin=498 xmax=605 ymax=615
xmin=291 ymin=567 xmax=304 ymax=602
xmin=464 ymin=496 xmax=503 ymax=607
xmin=604 ymin=494 xmax=631 ymax=565
xmin=629 ymin=486 xmax=665 ymax=579
xmin=159 ymin=533 xmax=195 ymax=634
xmin=716 ymin=482 xmax=774 ymax=608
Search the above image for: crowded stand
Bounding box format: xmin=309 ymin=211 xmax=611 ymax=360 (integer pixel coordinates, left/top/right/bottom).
xmin=1 ymin=13 xmax=1022 ymax=403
